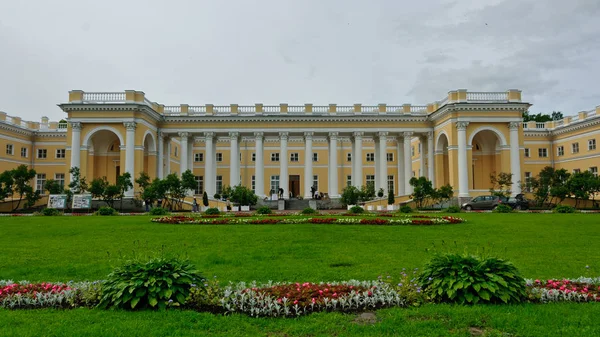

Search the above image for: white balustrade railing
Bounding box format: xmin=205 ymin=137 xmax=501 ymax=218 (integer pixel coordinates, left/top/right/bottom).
xmin=571 ymin=116 xmax=579 ymax=122
xmin=20 ymin=121 xmax=29 ymax=128
xmin=437 ymin=97 xmax=449 ymax=107
xmin=522 ymin=123 xmax=528 ymax=129
xmin=410 ymin=105 xmax=428 ymax=113
xmin=288 ymin=106 xmax=304 ymax=113
xmin=5 ymin=116 xmax=13 ymax=124
xmin=535 ymin=123 xmax=546 ymax=129
xmin=189 ymin=106 xmax=206 ymax=113
xmin=466 ymin=92 xmax=508 ymax=101
xmin=312 ymin=106 xmax=328 ymax=113
xmin=587 ymin=109 xmax=597 ymax=117
xmin=164 ymin=106 xmax=181 ymax=113
xmin=82 ymin=92 xmax=126 ymax=102
xmin=386 ymin=106 xmax=402 ymax=113
xmin=336 ymin=106 xmax=353 ymax=113
xmin=361 ymin=106 xmax=379 ymax=113
xmin=238 ymin=106 xmax=255 ymax=113
xmin=263 ymin=106 xmax=279 ymax=113
xmin=213 ymin=106 xmax=231 ymax=113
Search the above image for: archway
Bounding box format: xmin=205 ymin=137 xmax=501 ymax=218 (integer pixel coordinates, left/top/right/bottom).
xmin=85 ymin=128 xmax=123 ymax=184
xmin=435 ymin=133 xmax=450 ymax=187
xmin=470 ymin=129 xmax=503 ymax=190
xmin=142 ymin=131 xmax=157 ymax=179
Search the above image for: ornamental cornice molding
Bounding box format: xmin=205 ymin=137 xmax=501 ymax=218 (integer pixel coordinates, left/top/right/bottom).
xmin=163 ymin=115 xmax=429 ymax=124
xmin=550 ymin=117 xmax=600 ymax=136
xmin=32 ymin=132 xmax=68 ymax=138
xmin=0 ymin=122 xmax=33 ymax=136
xmin=523 ymin=131 xmax=551 ymax=137
xmin=429 ymin=102 xmax=531 ymax=122
xmin=58 ymin=103 xmax=164 ymax=123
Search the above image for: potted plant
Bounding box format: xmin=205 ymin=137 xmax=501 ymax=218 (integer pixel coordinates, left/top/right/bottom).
xmin=377 ymin=188 xmax=384 ymax=198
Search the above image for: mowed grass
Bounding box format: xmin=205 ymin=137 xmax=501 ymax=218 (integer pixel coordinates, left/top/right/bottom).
xmin=1 ymin=213 xmax=600 ymax=336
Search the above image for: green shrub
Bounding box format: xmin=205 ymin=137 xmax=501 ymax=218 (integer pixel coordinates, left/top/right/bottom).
xmin=419 ymin=253 xmax=527 ymax=304
xmin=96 ymin=206 xmax=118 ymax=216
xmin=256 ymin=206 xmax=272 ymax=214
xmin=301 ymin=207 xmax=317 ymax=215
xmin=149 ymin=207 xmax=169 ymax=215
xmin=493 ymin=204 xmax=513 ymax=213
xmin=72 ymin=281 xmax=104 ymax=307
xmin=445 ymin=206 xmax=461 ymax=213
xmin=42 ymin=208 xmax=61 ymax=216
xmin=204 ymin=207 xmax=220 ymax=215
xmin=99 ymin=256 xmax=204 ymax=310
xmin=213 ymin=193 xmax=221 ymax=200
xmin=554 ymin=205 xmax=576 ymax=213
xmin=348 ymin=205 xmax=364 ymax=214
xmin=399 ymin=205 xmax=413 ymax=213
xmin=188 ymin=276 xmax=223 ymax=311
xmin=387 ymin=191 xmax=395 ymax=205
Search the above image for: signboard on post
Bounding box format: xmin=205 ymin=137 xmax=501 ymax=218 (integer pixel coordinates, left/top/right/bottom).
xmin=47 ymin=194 xmax=67 ymax=209
xmin=72 ymin=194 xmax=92 ymax=209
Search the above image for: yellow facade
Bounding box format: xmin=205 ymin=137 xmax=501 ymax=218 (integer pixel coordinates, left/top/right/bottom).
xmin=2 ymin=89 xmax=600 ymax=208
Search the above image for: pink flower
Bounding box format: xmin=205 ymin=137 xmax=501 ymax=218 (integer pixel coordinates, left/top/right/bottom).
xmin=312 ymin=298 xmax=316 ymax=303
xmin=293 ymin=300 xmax=298 ymax=305
xmin=332 ymin=293 xmax=337 ymax=297
xmin=318 ymin=290 xmax=323 ymax=295
xmin=277 ymin=298 xmax=282 ymax=303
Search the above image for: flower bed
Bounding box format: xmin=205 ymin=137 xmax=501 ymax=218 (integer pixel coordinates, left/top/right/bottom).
xmin=151 ymin=215 xmax=466 ymax=226
xmin=0 ymin=281 xmax=75 ymax=309
xmin=527 ymin=277 xmax=600 ymax=302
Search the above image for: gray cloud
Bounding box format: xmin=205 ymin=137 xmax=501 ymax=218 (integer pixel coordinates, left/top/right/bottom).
xmin=0 ymin=0 xmax=598 ymax=121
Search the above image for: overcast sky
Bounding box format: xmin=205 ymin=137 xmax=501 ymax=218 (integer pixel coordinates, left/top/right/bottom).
xmin=1 ymin=0 xmax=599 ymax=122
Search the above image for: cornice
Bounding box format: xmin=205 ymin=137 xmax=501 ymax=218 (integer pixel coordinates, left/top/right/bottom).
xmin=33 ymin=132 xmax=68 ymax=138
xmin=0 ymin=122 xmax=33 ymax=136
xmin=163 ymin=115 xmax=430 ymax=124
xmin=58 ymin=103 xmax=164 ymax=123
xmin=429 ymin=102 xmax=531 ymax=122
xmin=550 ymin=117 xmax=600 ymax=135
xmin=523 ymin=131 xmax=551 ymax=137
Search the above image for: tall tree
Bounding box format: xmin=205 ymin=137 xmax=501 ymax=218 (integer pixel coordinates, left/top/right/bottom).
xmin=0 ymin=165 xmax=40 ymax=211
xmin=489 ymin=172 xmax=513 ymax=198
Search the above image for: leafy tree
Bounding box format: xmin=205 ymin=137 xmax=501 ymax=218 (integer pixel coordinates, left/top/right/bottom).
xmin=489 ymin=172 xmax=513 ymax=198
xmin=44 ymin=179 xmax=63 ymax=195
xmin=387 ymin=187 xmax=395 ymax=205
xmin=522 ymin=111 xmax=562 ymax=123
xmin=0 ymin=165 xmax=40 ymax=211
xmin=229 ymin=185 xmax=258 ymax=206
xmin=437 ymin=184 xmax=454 ymax=205
xmin=549 ymin=169 xmax=570 ymax=205
xmin=409 ymin=176 xmax=434 ymax=208
xmin=164 ymin=173 xmax=186 ymax=210
xmin=68 ymin=167 xmax=88 ymax=194
xmin=340 ymin=186 xmax=360 ymax=206
xmin=135 ymin=172 xmax=151 ymax=192
xmin=359 ymin=184 xmax=376 ymax=202
xmin=221 ymin=185 xmax=233 ymax=200
xmin=181 ymin=170 xmax=197 ymax=195
xmin=89 ymin=177 xmax=120 ymax=208
xmin=202 ymin=191 xmax=209 ymax=207
xmin=567 ymin=171 xmax=596 ymax=208
xmin=116 ymin=172 xmax=133 ymax=211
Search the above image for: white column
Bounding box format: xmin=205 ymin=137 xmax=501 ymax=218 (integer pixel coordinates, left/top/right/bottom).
xmin=509 ymin=122 xmax=522 ymax=196
xmin=397 ymin=136 xmax=405 ymax=195
xmin=254 ymin=132 xmax=265 ymax=198
xmin=179 ymin=132 xmax=189 ymax=175
xmin=165 ymin=138 xmax=171 ymax=176
xmin=375 ymin=137 xmax=381 ymax=190
xmin=157 ymin=132 xmax=164 ymax=179
xmin=204 ymin=132 xmax=215 ymax=196
xmin=123 ymin=122 xmax=136 ymax=197
xmin=303 ymin=132 xmax=314 ymax=198
xmin=328 ymin=132 xmax=339 ymax=198
xmin=351 ymin=137 xmax=356 ymax=186
xmin=187 ymin=139 xmax=193 ymax=171
xmin=457 ymin=122 xmax=470 ymax=198
xmin=420 ymin=136 xmax=426 ymax=178
xmin=427 ymin=131 xmax=435 ymax=187
xmin=403 ymin=132 xmax=413 ymax=195
xmin=69 ymin=122 xmax=82 ymax=182
xmin=279 ymin=132 xmax=289 ymax=199
xmin=353 ymin=132 xmax=363 ymax=187
xmin=377 ymin=132 xmax=388 ymax=195
xmin=229 ymin=132 xmax=240 ymax=186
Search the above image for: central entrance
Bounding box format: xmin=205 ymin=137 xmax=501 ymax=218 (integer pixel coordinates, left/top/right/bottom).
xmin=289 ymin=175 xmax=300 ymax=199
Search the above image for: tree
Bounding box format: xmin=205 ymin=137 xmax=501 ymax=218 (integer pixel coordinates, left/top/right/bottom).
xmin=229 ymin=185 xmax=258 ymax=206
xmin=0 ymin=165 xmax=40 ymax=212
xmin=181 ymin=170 xmax=197 ymax=195
xmin=341 ymin=186 xmax=360 ymax=206
xmin=116 ymin=172 xmax=133 ymax=211
xmin=549 ymin=169 xmax=570 ymax=205
xmin=437 ymin=184 xmax=454 ymax=205
xmin=68 ymin=167 xmax=88 ymax=194
xmin=359 ymin=184 xmax=376 ymax=202
xmin=135 ymin=172 xmax=151 ymax=192
xmin=45 ymin=179 xmax=63 ymax=195
xmin=567 ymin=171 xmax=596 ymax=208
xmin=202 ymin=191 xmax=209 ymax=207
xmin=387 ymin=187 xmax=395 ymax=205
xmin=164 ymin=173 xmax=186 ymax=210
xmin=409 ymin=177 xmax=434 ymax=208
xmin=89 ymin=177 xmax=120 ymax=208
xmin=489 ymin=172 xmax=513 ymax=198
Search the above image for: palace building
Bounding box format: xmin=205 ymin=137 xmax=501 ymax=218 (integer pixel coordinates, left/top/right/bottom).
xmin=1 ymin=89 xmax=599 ymax=207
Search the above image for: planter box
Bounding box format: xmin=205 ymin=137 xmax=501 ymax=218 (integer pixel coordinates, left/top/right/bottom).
xmin=241 ymin=205 xmax=250 ymax=211
xmin=367 ymin=206 xmax=373 ymax=211
xmin=387 ymin=205 xmax=396 ymax=211
xmin=232 ymin=206 xmax=239 ymax=212
xmin=376 ymin=206 xmax=383 ymax=211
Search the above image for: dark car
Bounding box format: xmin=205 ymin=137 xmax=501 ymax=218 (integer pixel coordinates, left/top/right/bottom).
xmin=504 ymin=194 xmax=530 ymax=210
xmin=461 ymin=195 xmax=507 ymax=211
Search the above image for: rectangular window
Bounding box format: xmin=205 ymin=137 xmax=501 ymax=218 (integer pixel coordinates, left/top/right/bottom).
xmin=347 ymin=153 xmax=352 ymax=162
xmin=538 ymin=148 xmax=548 ymax=158
xmin=251 ymin=175 xmax=256 ymax=192
xmin=524 ymin=148 xmax=530 ymax=158
xmin=216 ymin=176 xmax=223 ymax=194
xmin=418 ymin=143 xmax=421 ymax=154
xmin=366 ymin=153 xmax=375 ymax=162
xmin=194 ymin=153 xmax=204 ymax=162
xmin=557 ymin=146 xmax=564 ymax=156
xmin=36 ymin=174 xmax=46 ymax=193
xmin=55 ymin=173 xmax=65 ymax=190
xmin=589 ymin=139 xmax=597 ymax=151
xmin=387 ymin=175 xmax=394 ymax=194
xmin=240 ymin=152 xmax=242 ymax=162
xmin=270 ymin=175 xmax=280 ymax=194
xmin=573 ymin=169 xmax=581 ymax=174
xmin=194 ymin=176 xmax=203 ymax=195
xmin=312 ymin=153 xmax=318 ymax=162
xmin=313 ymin=175 xmax=318 ymax=191
xmin=251 ymin=153 xmax=256 ymax=162
xmin=290 ymin=153 xmax=299 ymax=162
xmin=6 ymin=144 xmax=13 ymax=155
xmin=366 ymin=175 xmax=375 ymax=188
xmin=55 ymin=149 xmax=66 ymax=159
xmin=524 ymin=172 xmax=532 ymax=192
xmin=347 ymin=175 xmax=352 ymax=187
xmin=216 ymin=153 xmax=222 ymax=162
xmin=590 ymin=167 xmax=598 ymax=177
xmin=271 ymin=153 xmax=280 ymax=162
xmin=572 ymin=142 xmax=579 ymax=154
xmin=411 ymin=146 xmax=415 ymax=157
xmin=174 ymin=146 xmax=178 ymax=157
xmin=412 ymin=171 xmax=416 ymax=177
xmin=386 ymin=153 xmax=394 ymax=162
xmin=37 ymin=149 xmax=47 ymax=159
xmin=20 ymin=147 xmax=27 ymax=158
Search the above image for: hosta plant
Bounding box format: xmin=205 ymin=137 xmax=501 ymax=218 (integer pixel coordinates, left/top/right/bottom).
xmin=96 ymin=206 xmax=118 ymax=216
xmin=256 ymin=206 xmax=272 ymax=214
xmin=204 ymin=207 xmax=220 ymax=215
xmin=42 ymin=208 xmax=61 ymax=216
xmin=493 ymin=204 xmax=513 ymax=213
xmin=99 ymin=256 xmax=204 ymax=310
xmin=419 ymin=253 xmax=527 ymax=304
xmin=149 ymin=207 xmax=169 ymax=215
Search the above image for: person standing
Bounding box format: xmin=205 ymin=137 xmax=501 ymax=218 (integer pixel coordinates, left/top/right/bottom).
xmin=193 ymin=197 xmax=198 ymax=212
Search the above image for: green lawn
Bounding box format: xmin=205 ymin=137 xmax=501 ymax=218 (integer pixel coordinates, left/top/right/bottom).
xmin=1 ymin=213 xmax=600 ymax=336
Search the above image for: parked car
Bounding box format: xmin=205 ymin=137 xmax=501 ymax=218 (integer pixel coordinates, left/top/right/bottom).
xmin=504 ymin=194 xmax=530 ymax=210
xmin=461 ymin=195 xmax=507 ymax=211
